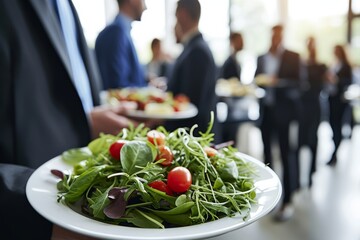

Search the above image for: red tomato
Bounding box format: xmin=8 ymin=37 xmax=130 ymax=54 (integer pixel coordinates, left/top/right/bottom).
xmin=147 ymin=130 xmax=166 ymax=146
xmin=149 ymin=95 xmax=166 ymax=103
xmin=204 ymin=146 xmax=218 ymax=157
xmin=136 ymin=100 xmax=147 ymax=110
xmin=148 ymin=180 xmax=167 ymax=192
xmin=156 ymin=145 xmax=174 ymax=166
xmin=148 ymin=180 xmax=173 ymax=196
xmin=167 ymin=167 xmax=192 ymax=193
xmin=109 ymin=140 xmax=127 ymax=160
xmin=174 ymin=94 xmax=190 ymax=103
xmin=173 ymin=104 xmax=180 ymax=112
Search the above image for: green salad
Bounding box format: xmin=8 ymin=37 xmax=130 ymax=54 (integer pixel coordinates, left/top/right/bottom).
xmin=53 ymin=114 xmax=257 ymax=228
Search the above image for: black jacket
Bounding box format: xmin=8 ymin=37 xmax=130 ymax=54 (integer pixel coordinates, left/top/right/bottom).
xmin=167 ymin=33 xmax=218 ymax=136
xmin=0 ymin=0 xmax=101 ymax=238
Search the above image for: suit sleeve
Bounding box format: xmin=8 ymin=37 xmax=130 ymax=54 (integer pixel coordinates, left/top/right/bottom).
xmin=179 ymin=48 xmax=213 ymax=108
xmin=254 ymin=57 xmax=263 ymax=76
xmin=96 ymin=27 xmax=133 ymax=89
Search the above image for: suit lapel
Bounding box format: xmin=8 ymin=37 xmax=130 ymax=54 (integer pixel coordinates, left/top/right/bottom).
xmin=29 ymin=0 xmax=74 ymax=80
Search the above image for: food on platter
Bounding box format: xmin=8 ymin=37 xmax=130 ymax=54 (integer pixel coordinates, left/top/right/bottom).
xmin=254 ymin=74 xmax=276 ymax=87
xmin=51 ymin=115 xmax=258 ymax=229
xmin=106 ymin=87 xmax=191 ymax=115
xmin=216 ymin=78 xmax=260 ymax=97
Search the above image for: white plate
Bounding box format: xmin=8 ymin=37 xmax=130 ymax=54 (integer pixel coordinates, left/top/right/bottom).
xmin=124 ymin=103 xmax=198 ymax=120
xmin=26 ymin=152 xmax=281 ymax=240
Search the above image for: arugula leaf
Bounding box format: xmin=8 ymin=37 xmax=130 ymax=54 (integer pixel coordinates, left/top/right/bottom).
xmin=149 ymin=201 xmax=194 ymax=215
xmin=64 ymin=166 xmax=102 ymax=203
xmin=88 ymin=187 xmax=112 ymax=219
xmin=126 ymin=209 xmax=164 ymax=228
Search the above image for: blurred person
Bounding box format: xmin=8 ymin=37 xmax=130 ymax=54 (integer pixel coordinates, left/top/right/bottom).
xmin=95 ymin=0 xmax=147 ymax=89
xmin=146 ymin=38 xmax=172 ymax=90
xmin=0 ymin=0 xmax=142 ymax=239
xmin=166 ymin=0 xmax=219 ymax=140
xmin=174 ymin=21 xmax=184 ymax=44
xmin=218 ymin=32 xmax=244 ymax=145
xmin=254 ymin=24 xmax=302 ymax=221
xmin=220 ymin=32 xmax=243 ymax=80
xmin=298 ymin=37 xmax=329 ymax=186
xmin=326 ymin=45 xmax=353 ymax=166
xmin=147 ymin=38 xmax=172 ymax=80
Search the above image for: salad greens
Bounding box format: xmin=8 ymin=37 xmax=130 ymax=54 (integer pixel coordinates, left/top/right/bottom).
xmin=54 ymin=113 xmax=257 ymax=228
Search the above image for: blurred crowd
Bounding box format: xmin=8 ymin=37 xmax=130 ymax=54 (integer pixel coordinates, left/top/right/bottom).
xmin=0 ymin=0 xmax=358 ymax=239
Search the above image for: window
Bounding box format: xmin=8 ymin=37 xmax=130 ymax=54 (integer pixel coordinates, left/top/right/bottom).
xmin=230 ymin=0 xmax=280 ymax=83
xmin=72 ymin=0 xmax=107 ymax=48
xmin=287 ymin=0 xmax=349 ymax=64
xmin=73 ymin=0 xmax=359 ymax=70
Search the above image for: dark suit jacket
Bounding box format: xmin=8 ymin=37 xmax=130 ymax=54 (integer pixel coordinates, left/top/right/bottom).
xmin=255 ymin=49 xmax=301 ymax=124
xmin=255 ymin=50 xmax=300 ymax=82
xmin=0 ymin=0 xmax=101 ymax=238
xmin=220 ymin=55 xmax=241 ymax=80
xmin=95 ymin=14 xmax=146 ymax=89
xmin=167 ymin=33 xmax=218 ymax=136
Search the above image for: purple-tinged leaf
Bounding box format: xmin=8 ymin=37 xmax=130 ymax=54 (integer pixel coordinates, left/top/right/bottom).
xmin=104 ymin=187 xmax=127 ymax=219
xmin=51 ymin=169 xmax=64 ymax=179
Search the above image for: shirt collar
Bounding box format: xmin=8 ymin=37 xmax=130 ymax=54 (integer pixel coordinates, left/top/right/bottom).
xmin=181 ymin=27 xmax=200 ymax=46
xmin=117 ymin=12 xmax=133 ymax=31
xmin=268 ymin=45 xmax=285 ymax=58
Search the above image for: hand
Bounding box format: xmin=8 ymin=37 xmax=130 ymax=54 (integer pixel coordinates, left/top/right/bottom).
xmin=149 ymin=77 xmax=167 ymax=91
xmin=52 ymin=225 xmax=99 ymax=240
xmin=269 ymin=76 xmax=279 ymax=86
xmin=90 ymin=105 xmax=138 ymax=138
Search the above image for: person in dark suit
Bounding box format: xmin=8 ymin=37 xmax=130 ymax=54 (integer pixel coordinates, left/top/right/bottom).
xmin=254 ymin=25 xmax=301 ymax=221
xmin=218 ymin=32 xmax=244 ymax=145
xmin=95 ymin=0 xmax=147 ymax=89
xmin=0 ymin=0 xmax=139 ymax=238
xmin=327 ymin=45 xmax=353 ymax=166
xmin=166 ymin=0 xmax=219 ymax=139
xmin=220 ymin=32 xmax=243 ymax=80
xmin=298 ymin=37 xmax=328 ymax=186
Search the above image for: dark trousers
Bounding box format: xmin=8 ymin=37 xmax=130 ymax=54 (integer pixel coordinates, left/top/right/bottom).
xmin=329 ymin=95 xmax=350 ymax=160
xmin=298 ymin=95 xmax=321 ymax=186
xmin=260 ymin=97 xmax=300 ymax=205
xmin=260 ymin=105 xmax=274 ymax=168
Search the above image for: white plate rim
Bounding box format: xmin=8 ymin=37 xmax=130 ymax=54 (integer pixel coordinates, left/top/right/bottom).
xmin=26 ymin=152 xmax=282 ymax=240
xmin=124 ymin=103 xmax=198 ymax=120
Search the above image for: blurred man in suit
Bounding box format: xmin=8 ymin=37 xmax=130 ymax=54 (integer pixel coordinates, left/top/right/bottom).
xmin=255 ymin=25 xmax=302 ymax=221
xmin=166 ymin=0 xmax=219 ymax=140
xmin=95 ymin=0 xmax=147 ymax=89
xmin=220 ymin=32 xmax=243 ymax=80
xmin=0 ymin=0 xmax=139 ymax=238
xmin=218 ymin=32 xmax=244 ymax=145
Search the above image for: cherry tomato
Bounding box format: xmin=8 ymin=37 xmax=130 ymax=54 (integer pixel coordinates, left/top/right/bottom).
xmin=147 ymin=130 xmax=166 ymax=146
xmin=109 ymin=140 xmax=127 ymax=160
xmin=204 ymin=146 xmax=218 ymax=157
xmin=174 ymin=94 xmax=190 ymax=103
xmin=136 ymin=100 xmax=147 ymax=110
xmin=149 ymin=95 xmax=166 ymax=103
xmin=156 ymin=145 xmax=174 ymax=166
xmin=148 ymin=180 xmax=167 ymax=192
xmin=148 ymin=180 xmax=173 ymax=196
xmin=167 ymin=167 xmax=192 ymax=193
